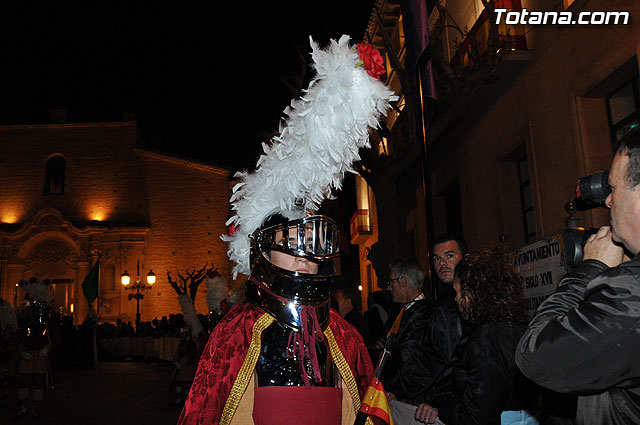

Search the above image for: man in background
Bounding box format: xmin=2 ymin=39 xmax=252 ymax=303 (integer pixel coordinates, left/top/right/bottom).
xmin=333 ymin=286 xmax=371 ymax=346
xmin=382 ymin=258 xmax=433 ymax=402
xmin=385 ymin=235 xmax=467 ymax=424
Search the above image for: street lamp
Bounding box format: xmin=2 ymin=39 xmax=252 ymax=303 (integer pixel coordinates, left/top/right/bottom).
xmin=121 ymin=260 xmax=155 ymax=327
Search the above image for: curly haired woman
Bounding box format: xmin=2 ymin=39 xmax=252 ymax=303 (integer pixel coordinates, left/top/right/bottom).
xmin=414 ymin=250 xmax=540 ymax=425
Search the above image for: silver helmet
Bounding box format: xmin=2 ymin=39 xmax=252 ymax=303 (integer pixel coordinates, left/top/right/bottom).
xmin=248 ymin=214 xmax=340 ymax=331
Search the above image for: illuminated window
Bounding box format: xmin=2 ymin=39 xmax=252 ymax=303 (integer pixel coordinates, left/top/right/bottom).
xmin=517 ymin=152 xmax=536 ymax=243
xmin=606 ymin=75 xmax=640 ymax=147
xmin=44 ymin=155 xmax=65 ymax=195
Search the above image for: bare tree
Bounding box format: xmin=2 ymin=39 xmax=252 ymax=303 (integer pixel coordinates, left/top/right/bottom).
xmin=167 ymin=263 xmax=213 ymax=303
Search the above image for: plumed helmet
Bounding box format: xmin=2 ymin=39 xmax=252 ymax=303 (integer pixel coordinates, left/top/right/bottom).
xmin=222 ymin=35 xmax=395 ymax=278
xmin=221 ymin=35 xmax=394 ymax=330
xmin=247 ymin=213 xmax=340 ymax=330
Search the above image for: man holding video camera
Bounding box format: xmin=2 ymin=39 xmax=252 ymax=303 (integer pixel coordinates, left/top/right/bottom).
xmin=516 ymin=127 xmax=640 ymax=425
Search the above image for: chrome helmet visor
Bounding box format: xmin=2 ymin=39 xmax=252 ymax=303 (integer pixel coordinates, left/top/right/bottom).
xmin=257 ymin=215 xmax=340 ymax=262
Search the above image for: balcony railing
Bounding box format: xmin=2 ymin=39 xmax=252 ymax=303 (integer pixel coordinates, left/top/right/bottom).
xmin=450 ymin=0 xmax=527 ymax=68
xmin=350 ymin=209 xmax=372 ymax=245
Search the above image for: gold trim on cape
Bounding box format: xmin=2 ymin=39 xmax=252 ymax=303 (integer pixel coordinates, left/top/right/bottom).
xmin=220 ymin=312 xmax=275 ymax=425
xmin=324 ymin=327 xmax=374 ymax=425
xmin=220 ymin=314 xmax=373 ymax=425
xmin=323 ymin=327 xmax=360 ymax=409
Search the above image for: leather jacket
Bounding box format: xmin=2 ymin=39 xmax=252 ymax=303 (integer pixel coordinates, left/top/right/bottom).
xmin=384 ymin=289 xmax=461 ymax=405
xmin=433 ymin=321 xmax=537 ymax=425
xmin=516 ymin=258 xmax=640 ymax=425
xmin=381 ymin=298 xmax=434 ymax=397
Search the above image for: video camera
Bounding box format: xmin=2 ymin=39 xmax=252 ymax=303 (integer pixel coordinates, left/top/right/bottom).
xmin=563 ymin=170 xmax=610 ymax=268
xmin=575 ymin=170 xmax=610 ymax=208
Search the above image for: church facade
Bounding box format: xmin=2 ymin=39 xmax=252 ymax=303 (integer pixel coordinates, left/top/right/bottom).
xmin=0 ymin=120 xmax=233 ymax=324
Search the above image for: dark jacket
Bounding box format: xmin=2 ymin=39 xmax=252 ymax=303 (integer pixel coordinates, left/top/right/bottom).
xmin=363 ymin=302 xmax=389 ymax=362
xmin=516 ymin=258 xmax=640 ymax=425
xmin=433 ymin=321 xmax=538 ymax=425
xmin=384 ymin=288 xmax=462 ymax=405
xmin=381 ymin=297 xmax=434 ymax=399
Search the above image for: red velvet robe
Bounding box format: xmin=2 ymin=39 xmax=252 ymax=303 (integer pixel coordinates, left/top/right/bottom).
xmin=178 ymin=302 xmax=376 ymax=425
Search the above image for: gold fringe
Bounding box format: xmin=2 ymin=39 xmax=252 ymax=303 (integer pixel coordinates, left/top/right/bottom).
xmin=324 ymin=327 xmax=374 ymax=424
xmin=324 ymin=326 xmax=362 ymax=410
xmin=220 ymin=313 xmax=275 ymax=425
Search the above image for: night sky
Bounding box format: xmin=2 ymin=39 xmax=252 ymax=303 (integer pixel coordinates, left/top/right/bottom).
xmin=0 ymin=2 xmax=375 ymax=172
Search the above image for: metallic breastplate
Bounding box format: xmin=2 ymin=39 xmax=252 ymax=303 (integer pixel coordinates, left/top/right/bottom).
xmin=256 ymin=321 xmax=336 ymax=387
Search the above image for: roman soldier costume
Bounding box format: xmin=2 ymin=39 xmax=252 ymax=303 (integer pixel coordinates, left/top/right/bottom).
xmin=178 ymin=34 xmax=396 ymax=425
xmin=13 ymin=278 xmax=54 ymax=421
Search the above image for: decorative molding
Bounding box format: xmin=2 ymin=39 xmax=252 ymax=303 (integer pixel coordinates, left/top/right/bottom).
xmin=24 ymin=237 xmax=79 ymax=276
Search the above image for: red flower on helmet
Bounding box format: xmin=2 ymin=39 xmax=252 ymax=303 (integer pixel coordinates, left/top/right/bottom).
xmin=357 ymin=43 xmax=386 ymax=80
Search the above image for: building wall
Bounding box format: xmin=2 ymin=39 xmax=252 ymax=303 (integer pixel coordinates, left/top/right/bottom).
xmin=0 ymin=121 xmax=232 ymax=325
xmin=429 ymin=0 xmax=640 ymax=253
xmin=355 ymin=180 xmax=380 ymax=311
xmin=141 ymin=151 xmax=232 ymax=321
xmin=354 ymin=0 xmax=638 ymax=304
xmin=0 ymin=122 xmax=148 ymax=226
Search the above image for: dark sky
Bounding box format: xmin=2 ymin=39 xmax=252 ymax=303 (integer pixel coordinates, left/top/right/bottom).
xmin=0 ymin=2 xmax=374 ymax=172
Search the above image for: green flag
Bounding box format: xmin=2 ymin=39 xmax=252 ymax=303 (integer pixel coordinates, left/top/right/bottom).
xmin=82 ymin=257 xmax=100 ymax=303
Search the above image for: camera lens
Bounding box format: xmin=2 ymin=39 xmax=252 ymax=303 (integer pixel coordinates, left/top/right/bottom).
xmin=576 ymin=170 xmax=610 ymax=204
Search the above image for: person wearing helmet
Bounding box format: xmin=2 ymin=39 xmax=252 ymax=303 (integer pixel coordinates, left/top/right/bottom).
xmin=178 ymin=213 xmax=379 ymax=425
xmin=178 ymin=34 xmax=396 ymax=425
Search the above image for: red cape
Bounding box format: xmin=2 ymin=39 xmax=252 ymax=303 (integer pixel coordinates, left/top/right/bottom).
xmin=178 ymin=302 xmax=375 ymax=425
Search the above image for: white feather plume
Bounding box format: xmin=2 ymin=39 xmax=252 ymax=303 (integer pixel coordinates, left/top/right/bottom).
xmin=227 ymin=289 xmax=245 ymax=309
xmin=206 ymin=275 xmax=227 ymax=314
xmin=223 ymin=34 xmax=396 ymax=277
xmin=19 ymin=278 xmax=54 ymax=305
xmin=178 ymin=294 xmax=203 ymax=338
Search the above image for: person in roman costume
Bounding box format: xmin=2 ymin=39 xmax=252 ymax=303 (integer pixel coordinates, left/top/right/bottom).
xmin=178 ymin=35 xmax=396 ymax=425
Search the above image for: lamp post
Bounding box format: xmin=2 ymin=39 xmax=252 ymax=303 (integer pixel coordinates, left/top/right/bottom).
xmin=121 ymin=260 xmax=155 ymax=328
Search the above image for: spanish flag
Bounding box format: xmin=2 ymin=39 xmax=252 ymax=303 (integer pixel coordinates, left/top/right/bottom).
xmin=359 ymin=378 xmax=394 ymax=425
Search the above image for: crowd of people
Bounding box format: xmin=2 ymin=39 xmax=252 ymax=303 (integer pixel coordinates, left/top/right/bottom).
xmin=95 ymin=313 xmax=217 ymax=340
xmin=327 ymin=234 xmax=543 ymax=425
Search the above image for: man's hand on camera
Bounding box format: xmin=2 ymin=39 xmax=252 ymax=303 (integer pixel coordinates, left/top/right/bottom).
xmin=583 ymin=226 xmax=625 ymax=267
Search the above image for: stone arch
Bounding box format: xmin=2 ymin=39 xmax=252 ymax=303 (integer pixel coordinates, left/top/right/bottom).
xmin=17 ymin=232 xmax=81 ymax=310
xmin=17 ymin=231 xmax=81 ymax=270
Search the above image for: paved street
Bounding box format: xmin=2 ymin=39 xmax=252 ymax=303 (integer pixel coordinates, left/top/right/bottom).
xmin=1 ymin=361 xmax=183 ymax=425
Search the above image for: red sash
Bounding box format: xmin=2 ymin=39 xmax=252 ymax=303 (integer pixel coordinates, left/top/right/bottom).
xmin=253 ymin=386 xmax=342 ymax=425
